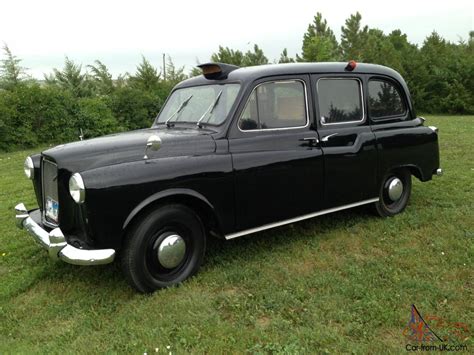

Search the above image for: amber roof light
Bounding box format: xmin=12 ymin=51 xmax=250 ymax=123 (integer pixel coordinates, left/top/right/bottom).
xmin=345 ymin=60 xmax=357 ymax=71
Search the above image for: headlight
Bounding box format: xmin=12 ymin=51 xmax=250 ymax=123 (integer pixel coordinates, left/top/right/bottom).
xmin=69 ymin=173 xmax=85 ymax=204
xmin=24 ymin=156 xmax=34 ymax=180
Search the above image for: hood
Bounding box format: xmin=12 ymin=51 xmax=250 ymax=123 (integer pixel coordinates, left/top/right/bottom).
xmin=43 ymin=127 xmax=216 ymax=172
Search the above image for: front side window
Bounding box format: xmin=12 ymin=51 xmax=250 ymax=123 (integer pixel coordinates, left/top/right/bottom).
xmin=368 ymin=79 xmax=406 ymax=119
xmin=317 ymin=78 xmax=363 ymax=124
xmin=239 ymin=80 xmax=307 ymax=130
xmin=156 ymin=83 xmax=240 ymax=126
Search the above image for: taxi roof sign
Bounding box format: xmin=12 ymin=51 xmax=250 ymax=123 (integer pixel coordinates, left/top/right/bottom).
xmin=197 ymin=62 xmax=240 ymax=80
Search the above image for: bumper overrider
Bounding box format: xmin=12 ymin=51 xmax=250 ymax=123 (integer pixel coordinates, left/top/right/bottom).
xmin=15 ymin=203 xmax=115 ymax=266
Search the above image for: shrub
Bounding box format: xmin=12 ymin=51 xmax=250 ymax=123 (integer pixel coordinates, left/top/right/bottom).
xmin=108 ymin=87 xmax=163 ymax=131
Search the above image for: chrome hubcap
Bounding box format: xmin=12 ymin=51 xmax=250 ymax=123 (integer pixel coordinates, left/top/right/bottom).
xmin=388 ymin=178 xmax=403 ymax=201
xmin=157 ymin=234 xmax=186 ymax=269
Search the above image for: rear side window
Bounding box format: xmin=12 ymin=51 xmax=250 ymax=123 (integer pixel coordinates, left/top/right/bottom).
xmin=317 ymin=78 xmax=363 ymax=124
xmin=368 ymin=80 xmax=406 ymax=119
xmin=239 ymin=80 xmax=307 ymax=130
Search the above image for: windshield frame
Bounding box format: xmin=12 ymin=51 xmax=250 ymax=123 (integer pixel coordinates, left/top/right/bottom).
xmin=153 ymin=81 xmax=243 ymax=128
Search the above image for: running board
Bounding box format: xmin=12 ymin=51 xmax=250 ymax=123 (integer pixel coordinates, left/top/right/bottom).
xmin=225 ymin=198 xmax=379 ymax=240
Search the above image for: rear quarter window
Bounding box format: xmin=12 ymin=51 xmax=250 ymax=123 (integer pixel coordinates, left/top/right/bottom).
xmin=368 ymin=79 xmax=406 ymax=119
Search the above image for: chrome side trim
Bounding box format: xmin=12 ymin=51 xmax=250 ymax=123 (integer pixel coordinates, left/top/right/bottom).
xmin=225 ymin=198 xmax=379 ymax=240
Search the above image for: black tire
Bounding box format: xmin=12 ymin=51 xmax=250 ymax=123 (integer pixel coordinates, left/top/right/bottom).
xmin=374 ymin=169 xmax=412 ymax=217
xmin=121 ymin=204 xmax=206 ymax=293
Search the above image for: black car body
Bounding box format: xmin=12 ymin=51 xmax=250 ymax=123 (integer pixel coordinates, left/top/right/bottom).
xmin=16 ymin=62 xmax=442 ymax=292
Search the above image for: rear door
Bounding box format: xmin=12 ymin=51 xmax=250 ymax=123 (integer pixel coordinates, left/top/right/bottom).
xmin=312 ymin=75 xmax=378 ymax=208
xmin=228 ymin=75 xmax=324 ymax=231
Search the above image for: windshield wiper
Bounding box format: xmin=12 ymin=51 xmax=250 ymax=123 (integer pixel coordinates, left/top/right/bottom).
xmin=165 ymin=95 xmax=193 ymax=128
xmin=196 ymin=90 xmax=223 ymax=128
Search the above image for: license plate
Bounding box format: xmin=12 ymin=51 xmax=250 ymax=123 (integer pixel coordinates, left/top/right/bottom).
xmin=45 ymin=197 xmax=59 ymax=223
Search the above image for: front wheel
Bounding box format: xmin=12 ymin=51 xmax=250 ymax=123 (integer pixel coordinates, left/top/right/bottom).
xmin=374 ymin=169 xmax=412 ymax=217
xmin=121 ymin=204 xmax=206 ymax=293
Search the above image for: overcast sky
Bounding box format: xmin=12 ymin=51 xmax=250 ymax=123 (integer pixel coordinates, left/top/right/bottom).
xmin=1 ymin=0 xmax=472 ymax=78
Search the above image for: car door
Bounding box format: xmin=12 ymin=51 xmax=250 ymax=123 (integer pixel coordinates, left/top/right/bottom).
xmin=312 ymin=75 xmax=378 ymax=208
xmin=228 ymin=75 xmax=324 ymax=232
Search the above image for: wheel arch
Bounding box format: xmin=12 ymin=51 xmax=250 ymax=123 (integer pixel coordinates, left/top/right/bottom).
xmin=383 ymin=164 xmax=425 ymax=182
xmin=398 ymin=164 xmax=426 ymax=181
xmin=122 ymin=188 xmax=223 ymax=239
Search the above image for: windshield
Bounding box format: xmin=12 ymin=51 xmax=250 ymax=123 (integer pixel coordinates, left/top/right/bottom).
xmin=156 ymin=83 xmax=241 ymax=126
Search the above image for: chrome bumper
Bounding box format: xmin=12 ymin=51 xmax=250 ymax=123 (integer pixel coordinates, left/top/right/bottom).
xmin=15 ymin=203 xmax=115 ymax=266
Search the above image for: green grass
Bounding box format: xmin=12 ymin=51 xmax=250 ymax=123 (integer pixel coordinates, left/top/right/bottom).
xmin=0 ymin=116 xmax=472 ymax=354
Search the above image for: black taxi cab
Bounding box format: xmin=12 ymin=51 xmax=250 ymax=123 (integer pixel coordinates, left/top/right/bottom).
xmin=15 ymin=61 xmax=441 ymax=292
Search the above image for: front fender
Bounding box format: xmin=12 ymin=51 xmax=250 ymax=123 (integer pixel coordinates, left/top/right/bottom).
xmin=80 ymin=153 xmax=234 ymax=250
xmin=122 ymin=188 xmax=216 ymax=230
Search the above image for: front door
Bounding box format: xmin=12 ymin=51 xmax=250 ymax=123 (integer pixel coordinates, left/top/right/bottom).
xmin=228 ymin=76 xmax=324 ymax=232
xmin=312 ymin=75 xmax=378 ymax=208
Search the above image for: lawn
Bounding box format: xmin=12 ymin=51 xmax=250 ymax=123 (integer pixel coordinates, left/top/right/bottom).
xmin=0 ymin=116 xmax=472 ymax=354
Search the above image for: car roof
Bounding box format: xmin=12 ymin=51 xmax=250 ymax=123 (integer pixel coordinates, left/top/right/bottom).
xmin=175 ymin=62 xmax=406 ymax=89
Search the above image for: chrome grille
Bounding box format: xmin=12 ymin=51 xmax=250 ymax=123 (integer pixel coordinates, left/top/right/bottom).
xmin=42 ymin=158 xmax=59 ymax=227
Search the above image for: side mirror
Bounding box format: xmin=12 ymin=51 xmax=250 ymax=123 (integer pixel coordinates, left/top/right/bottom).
xmin=144 ymin=135 xmax=162 ymax=159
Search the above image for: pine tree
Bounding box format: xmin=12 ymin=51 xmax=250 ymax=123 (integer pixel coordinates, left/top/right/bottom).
xmin=189 ymin=66 xmax=202 ymax=77
xmin=243 ymin=44 xmax=269 ymax=66
xmin=129 ymin=56 xmax=161 ymax=91
xmin=164 ymin=56 xmax=187 ymax=85
xmin=0 ymin=44 xmax=27 ymax=89
xmin=299 ymin=13 xmax=339 ymax=62
xmin=211 ymin=46 xmax=245 ymax=66
xmin=210 ymin=45 xmax=269 ymax=67
xmin=340 ymin=12 xmax=368 ymax=61
xmin=46 ymin=57 xmax=91 ymax=97
xmin=278 ymin=48 xmax=295 ymax=63
xmin=87 ymin=60 xmax=114 ymax=95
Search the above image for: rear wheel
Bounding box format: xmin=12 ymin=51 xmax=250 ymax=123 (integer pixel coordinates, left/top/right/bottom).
xmin=374 ymin=169 xmax=412 ymax=217
xmin=121 ymin=204 xmax=206 ymax=293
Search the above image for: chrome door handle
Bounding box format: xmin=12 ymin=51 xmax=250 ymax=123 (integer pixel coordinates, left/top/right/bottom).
xmin=321 ymin=133 xmax=338 ymax=142
xmin=300 ymin=137 xmax=319 ymax=146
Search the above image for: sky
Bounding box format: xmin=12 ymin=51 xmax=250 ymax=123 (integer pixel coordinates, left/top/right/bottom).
xmin=0 ymin=0 xmax=472 ymax=79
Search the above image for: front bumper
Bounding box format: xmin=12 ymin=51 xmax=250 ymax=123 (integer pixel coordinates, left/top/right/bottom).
xmin=15 ymin=203 xmax=115 ymax=266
